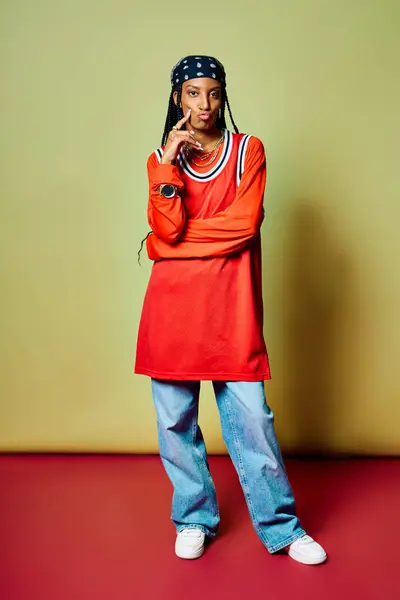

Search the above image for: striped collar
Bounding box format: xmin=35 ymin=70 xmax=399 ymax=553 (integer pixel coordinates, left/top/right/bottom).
xmin=177 ymin=129 xmax=233 ymax=182
xmin=155 ymin=129 xmax=233 ymax=183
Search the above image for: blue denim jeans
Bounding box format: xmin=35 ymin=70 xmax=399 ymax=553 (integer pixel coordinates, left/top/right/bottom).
xmin=151 ymin=379 xmax=306 ymax=553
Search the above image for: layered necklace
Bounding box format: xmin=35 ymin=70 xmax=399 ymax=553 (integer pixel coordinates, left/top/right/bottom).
xmin=183 ymin=131 xmax=225 ymax=167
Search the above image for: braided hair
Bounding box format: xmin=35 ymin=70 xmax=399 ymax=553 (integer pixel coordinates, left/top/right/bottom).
xmin=161 ymin=83 xmax=239 ymax=146
xmin=137 ymin=84 xmax=239 ymax=265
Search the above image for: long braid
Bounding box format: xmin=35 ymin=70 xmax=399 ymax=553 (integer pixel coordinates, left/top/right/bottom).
xmin=161 ymin=84 xmax=184 ymax=146
xmin=216 ymin=96 xmax=227 ymax=130
xmin=176 ymin=86 xmax=184 ymax=122
xmin=215 ymin=88 xmax=238 ymax=132
xmin=161 ymin=91 xmax=176 ymax=146
xmin=137 ymin=231 xmax=152 ymax=267
xmin=224 ymin=88 xmax=239 ymax=133
xmin=138 ymin=83 xmax=240 ymax=265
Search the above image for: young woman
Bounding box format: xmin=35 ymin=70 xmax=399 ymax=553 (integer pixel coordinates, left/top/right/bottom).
xmin=134 ymin=55 xmax=327 ymax=565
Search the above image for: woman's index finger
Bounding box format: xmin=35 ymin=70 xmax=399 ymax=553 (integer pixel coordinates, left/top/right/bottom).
xmin=175 ymin=109 xmax=191 ymax=129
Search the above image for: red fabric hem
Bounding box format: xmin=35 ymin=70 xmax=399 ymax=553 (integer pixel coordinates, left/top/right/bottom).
xmin=134 ymin=367 xmax=271 ymax=381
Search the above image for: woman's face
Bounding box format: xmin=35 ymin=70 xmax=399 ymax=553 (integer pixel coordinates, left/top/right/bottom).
xmin=174 ymin=78 xmax=222 ymax=131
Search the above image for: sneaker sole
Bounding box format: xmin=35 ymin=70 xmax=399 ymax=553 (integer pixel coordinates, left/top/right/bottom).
xmin=175 ymin=545 xmax=205 ymax=560
xmin=288 ymin=548 xmax=327 ymax=565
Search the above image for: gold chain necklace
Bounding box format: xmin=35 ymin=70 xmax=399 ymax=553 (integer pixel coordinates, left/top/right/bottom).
xmin=192 ymin=133 xmax=224 ymax=158
xmin=184 ymin=134 xmax=225 ymax=167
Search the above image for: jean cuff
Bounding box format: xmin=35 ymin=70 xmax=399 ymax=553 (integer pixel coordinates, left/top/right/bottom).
xmin=268 ymin=528 xmax=307 ymax=553
xmin=176 ymin=524 xmax=218 ymax=540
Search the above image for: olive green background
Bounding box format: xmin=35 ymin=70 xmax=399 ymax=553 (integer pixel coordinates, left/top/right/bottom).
xmin=1 ymin=0 xmax=399 ymax=454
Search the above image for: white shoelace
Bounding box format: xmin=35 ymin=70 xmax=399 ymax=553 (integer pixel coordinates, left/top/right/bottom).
xmin=296 ymin=534 xmax=314 ymax=544
xmin=180 ymin=528 xmax=203 ymax=538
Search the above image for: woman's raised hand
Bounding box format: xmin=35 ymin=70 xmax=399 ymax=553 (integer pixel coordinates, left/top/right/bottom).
xmin=161 ymin=109 xmax=203 ymax=164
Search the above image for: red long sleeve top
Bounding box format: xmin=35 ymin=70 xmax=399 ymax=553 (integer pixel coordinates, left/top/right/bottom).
xmin=134 ymin=130 xmax=271 ymax=381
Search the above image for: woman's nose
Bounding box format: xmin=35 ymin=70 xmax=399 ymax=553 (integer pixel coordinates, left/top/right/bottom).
xmin=199 ymin=95 xmax=211 ymax=110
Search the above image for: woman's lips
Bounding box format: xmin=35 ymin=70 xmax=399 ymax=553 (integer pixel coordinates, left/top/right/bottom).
xmin=198 ymin=113 xmax=211 ymax=121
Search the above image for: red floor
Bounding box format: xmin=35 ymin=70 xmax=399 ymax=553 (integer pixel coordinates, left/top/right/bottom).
xmin=0 ymin=455 xmax=399 ymax=600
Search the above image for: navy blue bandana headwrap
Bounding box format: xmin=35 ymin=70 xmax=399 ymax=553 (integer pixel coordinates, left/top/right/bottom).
xmin=170 ymin=55 xmax=226 ymax=88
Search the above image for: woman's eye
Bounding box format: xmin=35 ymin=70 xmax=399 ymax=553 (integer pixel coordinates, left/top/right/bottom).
xmin=187 ymin=91 xmax=220 ymax=98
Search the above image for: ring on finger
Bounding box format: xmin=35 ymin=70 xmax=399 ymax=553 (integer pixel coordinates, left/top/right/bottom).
xmin=172 ymin=126 xmax=178 ymax=130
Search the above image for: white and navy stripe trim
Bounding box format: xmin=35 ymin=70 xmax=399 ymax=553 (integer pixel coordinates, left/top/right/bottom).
xmin=155 ymin=147 xmax=163 ymax=163
xmin=178 ymin=128 xmax=233 ymax=182
xmin=236 ymin=134 xmax=252 ymax=186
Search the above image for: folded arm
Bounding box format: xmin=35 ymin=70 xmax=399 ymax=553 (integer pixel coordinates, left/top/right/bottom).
xmin=146 ymin=136 xmax=266 ymax=260
xmin=146 ymin=230 xmax=256 ymax=260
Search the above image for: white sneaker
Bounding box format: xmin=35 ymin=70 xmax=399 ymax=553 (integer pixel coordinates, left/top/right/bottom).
xmin=175 ymin=528 xmax=206 ymax=560
xmin=286 ymin=534 xmax=327 ymax=565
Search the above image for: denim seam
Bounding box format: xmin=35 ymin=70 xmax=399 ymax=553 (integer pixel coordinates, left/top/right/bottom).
xmin=268 ymin=529 xmax=307 ymax=553
xmin=191 ymin=418 xmax=220 ymax=522
xmin=220 ymin=389 xmax=277 ymax=552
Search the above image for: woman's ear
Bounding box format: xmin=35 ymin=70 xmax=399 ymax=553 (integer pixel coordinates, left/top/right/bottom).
xmin=173 ymin=90 xmax=178 ymax=106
